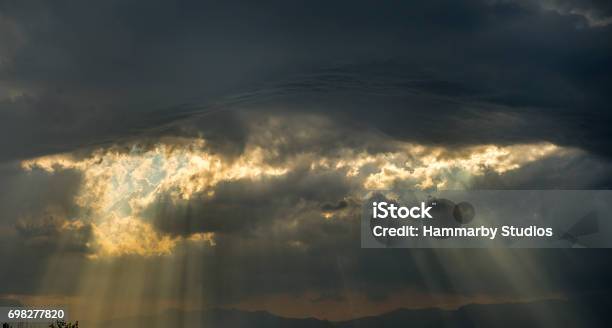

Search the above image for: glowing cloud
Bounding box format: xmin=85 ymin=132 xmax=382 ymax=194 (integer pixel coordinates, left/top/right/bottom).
xmin=21 ymin=132 xmax=570 ymax=258
xmin=21 ymin=138 xmax=289 ymax=258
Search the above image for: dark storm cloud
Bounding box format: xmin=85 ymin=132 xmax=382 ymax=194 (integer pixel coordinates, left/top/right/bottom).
xmin=0 ymin=163 xmax=81 ymax=226
xmin=321 ymin=200 xmax=348 ymax=212
xmin=0 ymin=0 xmax=611 ymax=162
xmin=147 ymin=164 xmax=354 ymax=236
xmin=0 ymin=162 xmax=89 ymax=294
xmin=1 ymin=0 xmax=612 ymax=318
xmin=15 ymin=216 xmax=92 ymax=253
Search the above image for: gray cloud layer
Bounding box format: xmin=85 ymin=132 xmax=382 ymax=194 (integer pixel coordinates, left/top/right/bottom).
xmin=0 ymin=0 xmax=611 ymax=161
xmin=1 ymin=0 xmax=612 ymax=321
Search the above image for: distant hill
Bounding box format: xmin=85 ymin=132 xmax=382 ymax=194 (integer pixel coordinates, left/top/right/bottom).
xmin=95 ymin=296 xmax=611 ymax=328
xmin=337 ymin=300 xmax=604 ymax=328
xmin=98 ymin=308 xmax=332 ymax=328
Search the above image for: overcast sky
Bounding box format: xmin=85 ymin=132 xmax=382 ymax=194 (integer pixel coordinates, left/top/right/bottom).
xmin=1 ymin=0 xmax=612 ymax=324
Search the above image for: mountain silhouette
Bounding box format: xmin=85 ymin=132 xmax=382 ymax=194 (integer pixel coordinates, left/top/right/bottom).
xmin=95 ymin=295 xmax=611 ymax=328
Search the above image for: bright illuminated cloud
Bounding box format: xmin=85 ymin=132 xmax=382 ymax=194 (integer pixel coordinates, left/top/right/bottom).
xmin=21 ymin=137 xmax=290 ymax=257
xmin=20 ymin=120 xmax=574 ymax=258
xmin=311 ymin=142 xmax=565 ymax=190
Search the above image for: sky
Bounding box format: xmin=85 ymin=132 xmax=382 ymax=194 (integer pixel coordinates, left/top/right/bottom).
xmin=1 ymin=0 xmax=612 ymax=325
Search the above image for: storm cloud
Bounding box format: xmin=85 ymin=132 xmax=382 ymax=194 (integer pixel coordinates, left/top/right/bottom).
xmin=0 ymin=0 xmax=611 ymax=160
xmin=1 ymin=0 xmax=612 ymax=324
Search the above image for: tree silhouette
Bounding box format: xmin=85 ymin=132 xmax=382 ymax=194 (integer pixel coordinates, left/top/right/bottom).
xmin=49 ymin=320 xmax=79 ymax=328
xmin=1 ymin=320 xmax=78 ymax=328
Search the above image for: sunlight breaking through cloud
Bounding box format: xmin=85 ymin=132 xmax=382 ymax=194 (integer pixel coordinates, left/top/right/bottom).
xmin=20 ymin=135 xmax=570 ymax=258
